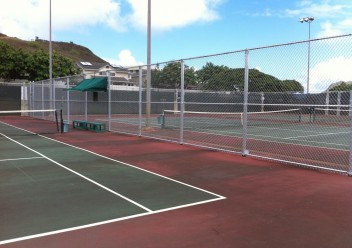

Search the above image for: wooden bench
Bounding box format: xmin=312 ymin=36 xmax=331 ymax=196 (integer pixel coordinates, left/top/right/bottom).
xmin=72 ymin=120 xmax=106 ymax=132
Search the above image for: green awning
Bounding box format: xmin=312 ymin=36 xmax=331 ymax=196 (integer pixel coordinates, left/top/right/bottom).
xmin=68 ymin=77 xmax=108 ymax=91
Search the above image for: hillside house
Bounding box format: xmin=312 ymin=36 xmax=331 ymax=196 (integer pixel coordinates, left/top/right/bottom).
xmin=76 ymin=62 xmax=138 ymax=88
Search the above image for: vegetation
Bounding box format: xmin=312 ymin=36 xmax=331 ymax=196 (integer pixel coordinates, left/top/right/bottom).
xmin=0 ymin=33 xmax=106 ymax=63
xmin=0 ymin=41 xmax=80 ymax=81
xmin=152 ymin=62 xmax=304 ymax=92
xmin=329 ymin=82 xmax=352 ymax=91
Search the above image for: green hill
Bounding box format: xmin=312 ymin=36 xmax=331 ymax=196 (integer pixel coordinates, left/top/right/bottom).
xmin=0 ymin=33 xmax=106 ymax=63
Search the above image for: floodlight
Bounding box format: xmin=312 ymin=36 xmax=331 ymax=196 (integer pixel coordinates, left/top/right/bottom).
xmin=299 ymin=16 xmax=315 ymax=93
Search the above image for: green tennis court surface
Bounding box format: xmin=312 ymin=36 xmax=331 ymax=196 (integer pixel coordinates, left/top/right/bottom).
xmin=101 ymin=113 xmax=349 ymax=150
xmin=0 ymin=122 xmax=225 ymax=244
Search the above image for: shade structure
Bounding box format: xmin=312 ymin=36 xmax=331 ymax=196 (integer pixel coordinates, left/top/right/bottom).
xmin=69 ymin=77 xmax=108 ymax=91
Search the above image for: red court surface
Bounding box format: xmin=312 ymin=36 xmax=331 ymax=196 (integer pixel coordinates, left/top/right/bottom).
xmin=3 ymin=128 xmax=352 ymax=248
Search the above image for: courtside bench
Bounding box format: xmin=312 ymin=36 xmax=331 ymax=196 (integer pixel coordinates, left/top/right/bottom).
xmin=72 ymin=120 xmax=106 ymax=132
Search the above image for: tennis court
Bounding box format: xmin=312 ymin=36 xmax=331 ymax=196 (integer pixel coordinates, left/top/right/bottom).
xmin=2 ymin=110 xmax=352 ymax=248
xmin=90 ymin=107 xmax=349 ymax=172
xmin=0 ymin=113 xmax=224 ymax=245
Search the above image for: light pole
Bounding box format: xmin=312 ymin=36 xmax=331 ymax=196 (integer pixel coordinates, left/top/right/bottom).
xmin=49 ymin=0 xmax=54 ymax=110
xmin=300 ymin=16 xmax=314 ymax=94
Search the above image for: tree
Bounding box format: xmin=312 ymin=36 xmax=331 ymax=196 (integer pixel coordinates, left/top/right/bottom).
xmin=26 ymin=49 xmax=79 ymax=81
xmin=0 ymin=41 xmax=80 ymax=81
xmin=196 ymin=63 xmax=303 ymax=92
xmin=151 ymin=62 xmax=197 ymax=89
xmin=0 ymin=42 xmax=28 ymax=80
xmin=329 ymin=82 xmax=352 ymax=91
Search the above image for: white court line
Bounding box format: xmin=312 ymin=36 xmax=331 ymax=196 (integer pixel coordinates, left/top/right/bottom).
xmin=0 ymin=122 xmax=226 ymax=245
xmin=40 ymin=134 xmax=226 ymax=199
xmin=1 ymin=121 xmax=225 ymax=198
xmin=0 ymin=197 xmax=224 ymax=246
xmin=177 ymin=127 xmax=349 ymax=151
xmin=0 ymin=157 xmax=44 ymax=162
xmin=0 ymin=132 xmax=152 ymax=213
xmin=286 ymin=131 xmax=349 ymax=139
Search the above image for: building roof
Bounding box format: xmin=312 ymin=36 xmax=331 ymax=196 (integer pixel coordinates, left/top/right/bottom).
xmin=77 ymin=62 xmax=128 ymax=72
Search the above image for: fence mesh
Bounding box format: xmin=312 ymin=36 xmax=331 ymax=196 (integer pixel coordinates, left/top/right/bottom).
xmin=28 ymin=34 xmax=352 ymax=174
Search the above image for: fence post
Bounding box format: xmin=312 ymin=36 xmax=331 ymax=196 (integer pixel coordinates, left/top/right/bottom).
xmin=108 ymin=71 xmax=111 ymax=131
xmin=85 ymin=91 xmax=88 ymax=121
xmin=66 ymin=77 xmax=70 ymax=123
xmin=53 ymin=79 xmax=56 ymax=111
xmin=242 ymin=50 xmax=249 ymax=156
xmin=29 ymin=82 xmax=32 ymax=111
xmin=348 ymin=93 xmax=352 ymax=176
xmin=138 ymin=66 xmax=143 ymax=136
xmin=180 ymin=60 xmax=185 ymax=145
xmin=41 ymin=81 xmax=44 ymax=118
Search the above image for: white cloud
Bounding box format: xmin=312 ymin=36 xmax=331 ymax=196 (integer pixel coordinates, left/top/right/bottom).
xmin=285 ymin=1 xmax=345 ymax=18
xmin=284 ymin=0 xmax=352 ymax=38
xmin=0 ymin=0 xmax=223 ymax=40
xmin=0 ymin=0 xmax=122 ymax=40
xmin=105 ymin=49 xmax=143 ymax=67
xmin=318 ymin=18 xmax=352 ymax=38
xmin=126 ymin=0 xmax=223 ymax=31
xmin=309 ymin=56 xmax=352 ymax=92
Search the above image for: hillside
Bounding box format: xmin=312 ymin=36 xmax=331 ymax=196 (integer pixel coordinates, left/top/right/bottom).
xmin=0 ymin=33 xmax=106 ymax=63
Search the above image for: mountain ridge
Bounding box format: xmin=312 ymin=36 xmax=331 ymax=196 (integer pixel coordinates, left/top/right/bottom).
xmin=0 ymin=33 xmax=106 ymax=64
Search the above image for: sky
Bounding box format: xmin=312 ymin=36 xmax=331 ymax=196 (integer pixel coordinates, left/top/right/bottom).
xmin=1 ymin=0 xmax=352 ymax=92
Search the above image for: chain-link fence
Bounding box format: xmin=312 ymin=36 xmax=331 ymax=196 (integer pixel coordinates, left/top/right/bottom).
xmin=29 ymin=34 xmax=352 ymax=174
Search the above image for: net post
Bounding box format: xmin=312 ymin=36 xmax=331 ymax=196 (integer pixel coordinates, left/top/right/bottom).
xmin=325 ymin=90 xmax=329 ymax=115
xmin=261 ymin=92 xmax=264 ymax=112
xmin=60 ymin=109 xmax=63 ymax=133
xmin=242 ymin=50 xmax=249 ymax=156
xmin=180 ymin=60 xmax=185 ymax=145
xmin=337 ymin=91 xmax=341 ymax=116
xmin=138 ymin=66 xmax=143 ymax=136
xmin=55 ymin=109 xmax=59 ymax=133
xmin=298 ymin=108 xmax=302 ymax=122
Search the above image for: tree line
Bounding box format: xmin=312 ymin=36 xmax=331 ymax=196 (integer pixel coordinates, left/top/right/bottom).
xmin=329 ymin=82 xmax=352 ymax=91
xmin=151 ymin=62 xmax=304 ymax=92
xmin=0 ymin=41 xmax=80 ymax=82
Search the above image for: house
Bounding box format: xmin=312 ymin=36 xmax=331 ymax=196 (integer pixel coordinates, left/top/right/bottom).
xmin=76 ymin=62 xmax=138 ymax=88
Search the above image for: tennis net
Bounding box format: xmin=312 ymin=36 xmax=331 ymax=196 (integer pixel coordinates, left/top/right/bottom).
xmin=312 ymin=107 xmax=351 ymax=126
xmin=161 ymin=108 xmax=302 ymax=130
xmin=0 ymin=109 xmax=61 ymax=136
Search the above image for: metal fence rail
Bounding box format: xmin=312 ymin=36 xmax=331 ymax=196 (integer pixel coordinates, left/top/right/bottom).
xmin=29 ymin=34 xmax=352 ymax=175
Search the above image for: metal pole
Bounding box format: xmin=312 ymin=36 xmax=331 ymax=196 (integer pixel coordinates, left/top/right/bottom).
xmin=66 ymin=77 xmax=70 ymax=123
xmin=146 ymin=0 xmax=151 ymax=128
xmin=180 ymin=61 xmax=185 ymax=144
xmin=300 ymin=17 xmax=314 ymax=94
xmin=242 ymin=50 xmax=249 ymax=156
xmin=348 ymin=93 xmax=352 ymax=176
xmin=41 ymin=81 xmax=44 ymax=117
xmin=108 ymin=72 xmax=111 ymax=131
xmin=307 ymin=21 xmax=311 ymax=94
xmin=49 ymin=0 xmax=53 ymax=109
xmin=85 ymin=91 xmax=88 ymax=121
xmin=138 ymin=66 xmax=143 ymax=136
